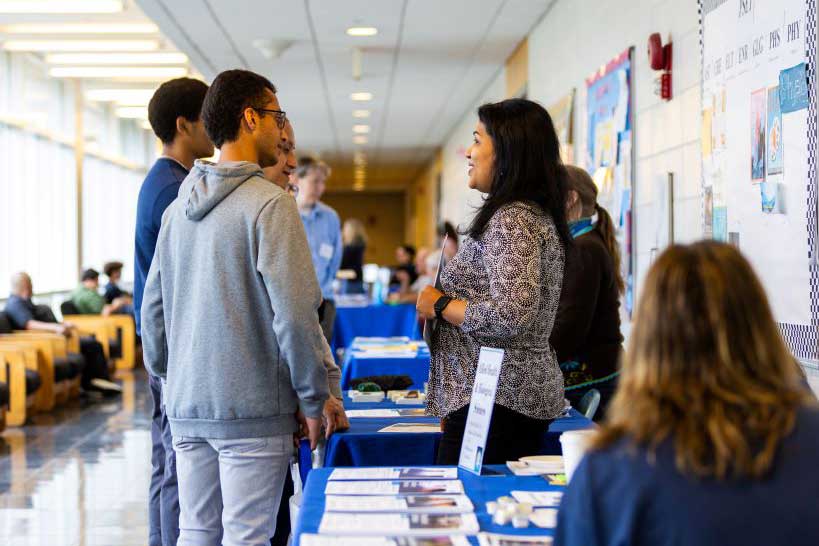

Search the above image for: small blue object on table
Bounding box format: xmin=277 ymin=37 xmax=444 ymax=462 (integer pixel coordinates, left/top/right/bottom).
xmin=298 ymin=395 xmax=592 ymax=486
xmin=341 ymin=341 xmax=431 ymax=390
xmin=332 ymin=302 xmax=420 ymax=353
xmin=293 ymin=465 xmax=565 ymax=545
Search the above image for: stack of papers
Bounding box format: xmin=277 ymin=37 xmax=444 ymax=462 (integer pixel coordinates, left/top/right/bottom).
xmin=302 ymin=534 xmax=471 ymax=546
xmin=478 ymin=534 xmax=553 ymax=546
xmin=324 ymin=495 xmax=474 ymax=514
xmin=378 ymin=423 xmax=441 ymax=434
xmin=510 ymin=491 xmax=563 ymax=507
xmin=319 ymin=513 xmax=480 ymax=536
xmin=325 ymin=480 xmax=464 ymax=496
xmin=350 ymin=337 xmax=428 ymax=359
xmin=346 ymin=409 xmax=428 ymax=419
xmin=507 ymin=456 xmax=564 ymax=476
xmin=330 ymin=467 xmax=457 ymax=481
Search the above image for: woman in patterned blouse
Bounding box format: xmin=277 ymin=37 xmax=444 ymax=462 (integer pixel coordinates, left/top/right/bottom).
xmin=417 ymin=98 xmax=572 ymax=465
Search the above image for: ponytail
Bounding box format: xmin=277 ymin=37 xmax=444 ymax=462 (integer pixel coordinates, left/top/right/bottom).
xmin=595 ymin=204 xmax=625 ymax=294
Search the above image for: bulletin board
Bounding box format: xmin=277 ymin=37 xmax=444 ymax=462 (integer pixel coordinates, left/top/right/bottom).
xmin=700 ymin=0 xmax=818 ymax=362
xmin=585 ymin=48 xmax=635 ymax=317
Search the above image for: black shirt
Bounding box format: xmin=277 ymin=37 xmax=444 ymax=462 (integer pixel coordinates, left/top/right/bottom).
xmin=4 ymin=295 xmax=58 ymax=329
xmin=340 ymin=243 xmax=365 ymax=281
xmin=104 ymin=282 xmax=128 ymax=304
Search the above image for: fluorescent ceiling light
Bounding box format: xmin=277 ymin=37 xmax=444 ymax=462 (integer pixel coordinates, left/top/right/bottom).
xmin=3 ymin=40 xmax=159 ymax=52
xmin=347 ymin=27 xmax=378 ymax=37
xmin=353 ymin=125 xmax=370 ymax=134
xmin=115 ymin=106 xmax=147 ymax=119
xmin=47 ymin=53 xmax=187 ymax=65
xmin=353 ymin=110 xmax=370 ymax=118
xmin=86 ymin=88 xmax=156 ymax=105
xmin=0 ymin=22 xmax=157 ymax=34
xmin=50 ymin=66 xmax=187 ymax=78
xmin=351 ymin=92 xmax=373 ymax=101
xmin=353 ymin=135 xmax=368 ymax=144
xmin=0 ymin=1 xmax=123 ymax=13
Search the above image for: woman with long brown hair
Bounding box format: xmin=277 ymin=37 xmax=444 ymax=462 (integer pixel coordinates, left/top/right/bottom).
xmin=555 ymin=242 xmax=819 ymax=545
xmin=550 ymin=166 xmax=623 ymax=420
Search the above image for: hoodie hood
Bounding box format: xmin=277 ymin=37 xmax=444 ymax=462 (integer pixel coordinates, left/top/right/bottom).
xmin=181 ymin=160 xmax=264 ymax=221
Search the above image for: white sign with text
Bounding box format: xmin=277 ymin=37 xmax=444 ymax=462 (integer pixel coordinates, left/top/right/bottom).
xmin=458 ymin=347 xmax=504 ymax=475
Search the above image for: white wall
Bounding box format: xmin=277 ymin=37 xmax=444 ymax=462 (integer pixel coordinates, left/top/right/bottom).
xmin=439 ymin=69 xmax=506 ymax=231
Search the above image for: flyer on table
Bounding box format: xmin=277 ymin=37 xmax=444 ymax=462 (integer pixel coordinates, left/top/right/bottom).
xmin=301 ymin=535 xmax=472 ymax=546
xmin=325 ymin=480 xmax=465 ymax=496
xmin=324 ymin=494 xmax=474 ymax=514
xmin=329 ymin=468 xmax=459 ymax=481
xmin=318 ymin=513 xmax=480 ymax=536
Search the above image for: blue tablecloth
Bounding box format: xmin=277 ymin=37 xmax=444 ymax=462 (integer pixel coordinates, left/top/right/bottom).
xmin=293 ymin=465 xmax=565 ymax=545
xmin=298 ymin=396 xmax=592 ymax=486
xmin=332 ymin=303 xmax=420 ymax=352
xmin=341 ymin=350 xmax=431 ymax=390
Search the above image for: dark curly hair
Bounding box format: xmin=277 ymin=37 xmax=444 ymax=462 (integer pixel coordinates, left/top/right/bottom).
xmin=147 ymin=78 xmax=209 ymax=144
xmin=201 ymin=69 xmax=277 ymax=148
xmin=466 ymin=98 xmax=572 ymax=251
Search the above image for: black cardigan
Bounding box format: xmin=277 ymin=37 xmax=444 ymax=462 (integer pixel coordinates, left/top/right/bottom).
xmin=550 ymin=229 xmax=623 ymax=385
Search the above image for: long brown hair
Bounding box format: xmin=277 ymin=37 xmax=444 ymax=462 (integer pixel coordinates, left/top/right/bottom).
xmin=593 ymin=242 xmax=813 ymax=479
xmin=565 ymin=165 xmax=624 ymax=294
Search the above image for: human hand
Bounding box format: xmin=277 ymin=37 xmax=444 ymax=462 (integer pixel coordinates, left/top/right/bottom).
xmin=323 ymin=397 xmax=349 ymax=438
xmin=416 ymin=285 xmax=443 ymax=320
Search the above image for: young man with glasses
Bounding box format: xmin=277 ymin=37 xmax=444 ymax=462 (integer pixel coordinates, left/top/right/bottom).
xmin=141 ymin=69 xmax=331 ymax=546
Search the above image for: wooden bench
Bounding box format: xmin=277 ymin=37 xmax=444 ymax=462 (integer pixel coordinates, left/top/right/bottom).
xmin=0 ymin=343 xmax=42 ymax=426
xmin=63 ymin=314 xmax=136 ymax=370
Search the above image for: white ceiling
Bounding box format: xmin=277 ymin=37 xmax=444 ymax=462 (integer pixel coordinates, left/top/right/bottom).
xmin=136 ymin=0 xmax=555 ymax=188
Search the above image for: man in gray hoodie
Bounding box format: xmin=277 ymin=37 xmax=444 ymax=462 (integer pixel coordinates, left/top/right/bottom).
xmin=141 ymin=69 xmax=329 ymax=546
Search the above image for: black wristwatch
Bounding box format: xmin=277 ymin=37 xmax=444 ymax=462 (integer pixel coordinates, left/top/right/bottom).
xmin=434 ymin=295 xmax=454 ymax=321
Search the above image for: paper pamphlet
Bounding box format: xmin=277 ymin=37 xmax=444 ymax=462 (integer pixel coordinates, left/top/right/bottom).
xmin=329 ymin=467 xmax=457 ymax=481
xmin=510 ymin=491 xmax=563 ymax=507
xmin=323 ymin=494 xmax=474 ymax=514
xmin=422 ymin=236 xmax=448 ymax=346
xmin=324 ymin=480 xmax=464 ymax=496
xmin=528 ymin=508 xmax=558 ymax=529
xmin=379 ymin=423 xmax=441 ymax=434
xmin=478 ymin=534 xmax=553 ymax=546
xmin=505 ymin=461 xmax=545 ymax=476
xmin=319 ymin=512 xmax=480 ymax=536
xmin=458 ymin=347 xmax=504 ymax=475
xmin=301 ymin=535 xmax=472 ymax=546
xmin=346 ymin=410 xmax=401 ymax=418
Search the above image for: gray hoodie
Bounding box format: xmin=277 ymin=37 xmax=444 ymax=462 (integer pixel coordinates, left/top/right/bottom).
xmin=141 ymin=160 xmax=330 ymax=439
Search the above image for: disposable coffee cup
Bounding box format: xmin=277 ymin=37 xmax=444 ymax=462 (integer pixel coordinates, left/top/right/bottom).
xmin=559 ymin=430 xmax=596 ymax=483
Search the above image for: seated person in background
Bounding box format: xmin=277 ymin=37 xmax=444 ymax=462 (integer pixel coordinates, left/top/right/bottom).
xmin=550 ymin=166 xmax=623 ymax=421
xmin=390 ymin=244 xmax=418 ymax=286
xmin=102 ymin=261 xmax=134 ymax=315
xmin=554 ymin=242 xmax=819 ymax=546
xmin=389 ymin=249 xmax=440 ymax=304
xmin=5 ymin=272 xmax=120 ymax=395
xmin=71 ymin=268 xmax=130 ymax=316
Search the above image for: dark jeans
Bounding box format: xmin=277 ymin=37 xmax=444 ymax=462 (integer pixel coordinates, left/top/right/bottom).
xmin=436 ymin=404 xmax=552 ymax=465
xmin=318 ymin=299 xmax=336 ymax=347
xmin=270 ymin=470 xmax=294 ymax=546
xmin=78 ymin=337 xmax=111 ymax=390
xmin=148 ymin=374 xmax=179 ymax=546
xmin=565 ymin=373 xmax=618 ymax=422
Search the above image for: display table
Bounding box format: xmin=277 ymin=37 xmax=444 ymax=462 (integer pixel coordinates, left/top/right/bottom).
xmin=293 ymin=465 xmax=565 ymax=545
xmin=298 ymin=396 xmax=593 ymax=485
xmin=340 ymin=347 xmax=431 ymax=390
xmin=332 ymin=303 xmax=419 ymax=353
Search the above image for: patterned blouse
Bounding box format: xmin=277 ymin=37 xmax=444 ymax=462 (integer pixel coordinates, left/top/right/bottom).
xmin=427 ymin=202 xmax=566 ymax=421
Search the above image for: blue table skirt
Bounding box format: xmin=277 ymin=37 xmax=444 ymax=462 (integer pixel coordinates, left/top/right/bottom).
xmin=332 ymin=303 xmax=420 ymax=353
xmin=293 ymin=465 xmax=565 ymax=545
xmin=341 ymin=351 xmax=431 ymax=390
xmin=298 ymin=396 xmax=592 ymax=486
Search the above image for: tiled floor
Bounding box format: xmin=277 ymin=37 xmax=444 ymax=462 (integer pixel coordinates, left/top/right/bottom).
xmin=0 ymin=371 xmax=153 ymax=546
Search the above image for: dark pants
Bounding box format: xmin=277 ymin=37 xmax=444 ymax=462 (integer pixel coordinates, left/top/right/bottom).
xmin=78 ymin=337 xmax=111 ymax=390
xmin=436 ymin=404 xmax=552 ymax=465
xmin=270 ymin=470 xmax=294 ymax=546
xmin=318 ymin=299 xmax=336 ymax=347
xmin=565 ymin=374 xmax=619 ymax=422
xmin=148 ymin=374 xmax=179 ymax=546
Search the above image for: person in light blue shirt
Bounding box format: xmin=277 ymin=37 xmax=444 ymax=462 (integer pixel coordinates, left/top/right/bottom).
xmin=292 ymin=156 xmax=343 ymax=344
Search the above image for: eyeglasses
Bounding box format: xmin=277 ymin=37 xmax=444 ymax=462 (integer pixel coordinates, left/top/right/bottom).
xmin=252 ymin=107 xmax=287 ymax=129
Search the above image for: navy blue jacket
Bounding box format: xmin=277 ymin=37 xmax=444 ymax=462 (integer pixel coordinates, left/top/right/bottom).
xmin=555 ymin=407 xmax=819 ymax=546
xmin=133 ymin=157 xmax=188 ymax=336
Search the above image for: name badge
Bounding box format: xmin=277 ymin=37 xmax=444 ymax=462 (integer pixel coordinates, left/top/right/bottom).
xmin=319 ymin=243 xmax=334 ymax=260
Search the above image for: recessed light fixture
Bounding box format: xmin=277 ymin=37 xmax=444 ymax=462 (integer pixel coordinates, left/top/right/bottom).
xmin=115 ymin=106 xmax=148 ymax=119
xmin=353 ymin=125 xmax=370 ymax=134
xmin=50 ymin=66 xmax=187 ymax=79
xmin=347 ymin=26 xmax=378 ymax=37
xmin=351 ymin=92 xmax=373 ymax=101
xmin=47 ymin=53 xmax=188 ymax=65
xmin=0 ymin=22 xmax=158 ymax=34
xmin=4 ymin=40 xmax=159 ymax=52
xmin=353 ymin=110 xmax=370 ymax=118
xmin=0 ymin=0 xmax=123 ymax=13
xmin=86 ymin=88 xmax=156 ymax=105
xmin=353 ymin=135 xmax=368 ymax=144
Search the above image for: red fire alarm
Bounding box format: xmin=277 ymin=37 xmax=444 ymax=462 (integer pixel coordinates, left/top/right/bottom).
xmin=648 ymin=32 xmax=673 ymax=101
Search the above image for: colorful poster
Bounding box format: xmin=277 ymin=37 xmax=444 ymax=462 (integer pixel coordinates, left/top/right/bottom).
xmin=766 ymin=86 xmax=784 ymax=176
xmin=779 ymin=63 xmax=809 ymax=113
xmin=760 ymin=181 xmax=786 ymax=214
xmin=712 ymin=206 xmax=728 ymax=242
xmin=750 ymin=88 xmax=766 ymax=184
xmin=547 ymin=89 xmax=575 ymax=164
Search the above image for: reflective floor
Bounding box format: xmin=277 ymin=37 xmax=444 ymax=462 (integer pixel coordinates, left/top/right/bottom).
xmin=0 ymin=371 xmax=152 ymax=546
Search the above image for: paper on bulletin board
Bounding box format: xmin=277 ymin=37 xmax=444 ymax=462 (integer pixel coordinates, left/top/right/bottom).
xmin=548 ymin=89 xmax=575 ymax=164
xmin=700 ymin=0 xmax=814 ymax=332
